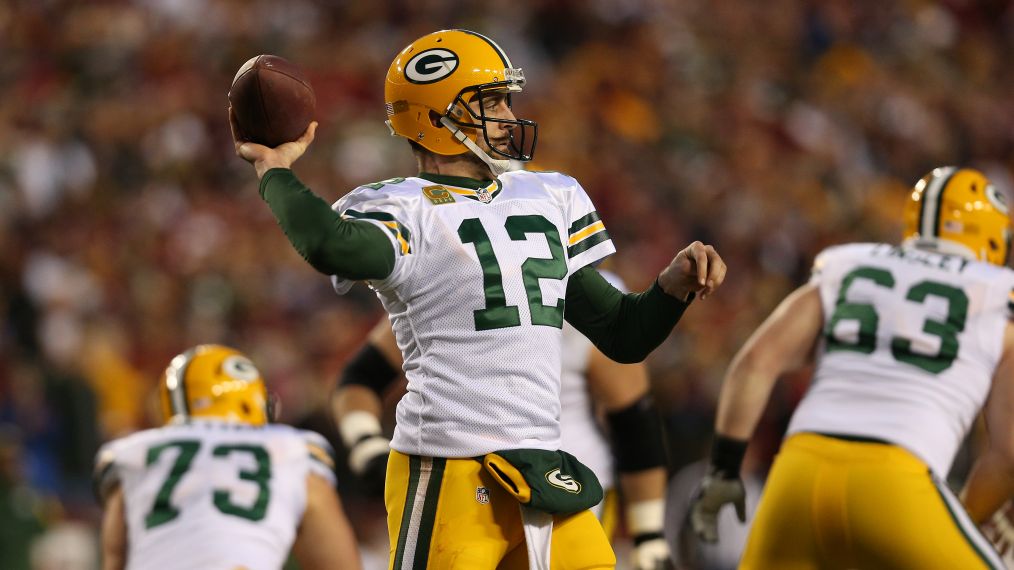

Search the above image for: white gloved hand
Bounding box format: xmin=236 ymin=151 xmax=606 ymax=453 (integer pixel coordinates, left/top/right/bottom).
xmin=340 ymin=411 xmax=390 ymax=497
xmin=632 ymin=535 xmax=673 ymax=570
xmin=689 ymin=471 xmax=746 ymax=543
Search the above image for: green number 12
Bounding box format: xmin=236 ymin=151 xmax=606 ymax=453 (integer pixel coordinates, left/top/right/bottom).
xmin=457 ymin=215 xmax=568 ymax=331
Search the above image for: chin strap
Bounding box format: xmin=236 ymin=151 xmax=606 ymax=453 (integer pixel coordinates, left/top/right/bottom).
xmin=439 ymin=116 xmax=512 ymax=177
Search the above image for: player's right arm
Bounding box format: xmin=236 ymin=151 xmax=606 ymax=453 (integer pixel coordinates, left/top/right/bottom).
xmin=961 ymin=321 xmax=1014 ymax=524
xmin=100 ymin=485 xmax=128 ymax=570
xmin=333 ymin=319 xmax=403 ymax=494
xmin=291 ymin=474 xmax=363 ymax=570
xmin=231 ymin=115 xmax=395 ymax=280
xmin=689 ymin=283 xmax=824 ymax=542
xmin=94 ymin=442 xmax=128 ymax=570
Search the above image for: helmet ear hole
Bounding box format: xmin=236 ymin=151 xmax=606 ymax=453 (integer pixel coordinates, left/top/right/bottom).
xmin=989 ymin=238 xmax=999 ymax=251
xmin=241 ymin=402 xmax=251 ymax=416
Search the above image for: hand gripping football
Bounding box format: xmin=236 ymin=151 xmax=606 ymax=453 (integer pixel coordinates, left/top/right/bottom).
xmin=229 ymin=55 xmax=316 ymax=148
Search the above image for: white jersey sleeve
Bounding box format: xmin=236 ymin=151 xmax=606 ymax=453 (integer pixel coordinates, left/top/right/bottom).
xmin=301 ymin=430 xmax=338 ymax=486
xmin=790 ymin=242 xmax=1014 ymax=475
xmin=330 ymin=178 xmax=421 ymax=294
xmin=551 ymin=172 xmax=616 ymax=274
xmin=94 ymin=422 xmax=338 ymax=570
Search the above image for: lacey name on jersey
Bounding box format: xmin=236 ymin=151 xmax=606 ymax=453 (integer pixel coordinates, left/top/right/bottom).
xmin=870 ymin=243 xmax=971 ymax=273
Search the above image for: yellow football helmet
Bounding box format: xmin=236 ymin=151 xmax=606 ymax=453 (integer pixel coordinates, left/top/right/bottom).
xmin=902 ymin=166 xmax=1011 ymax=266
xmin=385 ymin=29 xmax=537 ymax=174
xmin=159 ymin=345 xmax=269 ymax=426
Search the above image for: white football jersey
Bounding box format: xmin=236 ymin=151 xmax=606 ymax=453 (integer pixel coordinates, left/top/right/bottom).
xmin=331 ymin=170 xmax=615 ymax=458
xmin=559 ymin=270 xmax=627 ymax=490
xmin=94 ymin=421 xmax=336 ymax=570
xmin=788 ymin=243 xmax=1014 ymax=475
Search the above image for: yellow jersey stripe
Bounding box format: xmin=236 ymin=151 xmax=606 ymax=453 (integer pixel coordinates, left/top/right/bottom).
xmin=307 ymin=444 xmax=335 ymax=469
xmin=382 ymin=221 xmax=411 ymax=255
xmin=568 ymin=221 xmax=606 ymax=245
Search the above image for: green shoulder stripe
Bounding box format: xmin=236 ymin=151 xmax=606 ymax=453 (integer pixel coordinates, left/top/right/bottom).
xmin=569 ymin=211 xmax=602 ymax=235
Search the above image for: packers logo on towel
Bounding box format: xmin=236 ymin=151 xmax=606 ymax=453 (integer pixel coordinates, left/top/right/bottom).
xmin=545 ymin=469 xmax=581 ymax=494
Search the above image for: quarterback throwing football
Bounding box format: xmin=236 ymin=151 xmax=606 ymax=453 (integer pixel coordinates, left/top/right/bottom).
xmin=233 ymin=29 xmax=724 ymax=569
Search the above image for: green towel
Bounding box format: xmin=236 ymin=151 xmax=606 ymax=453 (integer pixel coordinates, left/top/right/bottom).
xmin=483 ymin=449 xmax=603 ymax=515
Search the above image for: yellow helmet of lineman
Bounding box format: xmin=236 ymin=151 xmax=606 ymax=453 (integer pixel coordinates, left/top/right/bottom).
xmin=384 ymin=29 xmax=537 ymax=172
xmin=902 ymin=166 xmax=1011 ymax=266
xmin=159 ymin=345 xmax=269 ymax=426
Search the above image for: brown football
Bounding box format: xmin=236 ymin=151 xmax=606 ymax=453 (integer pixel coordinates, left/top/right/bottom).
xmin=229 ymin=55 xmax=315 ymax=148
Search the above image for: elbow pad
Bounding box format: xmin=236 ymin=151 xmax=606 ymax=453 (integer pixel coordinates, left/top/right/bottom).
xmin=606 ymin=395 xmax=668 ymax=473
xmin=338 ymin=343 xmax=399 ymax=396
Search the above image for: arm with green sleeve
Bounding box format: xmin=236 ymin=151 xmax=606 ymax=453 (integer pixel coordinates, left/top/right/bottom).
xmin=259 ymin=168 xmax=394 ymax=280
xmin=564 ymin=266 xmax=693 ymax=364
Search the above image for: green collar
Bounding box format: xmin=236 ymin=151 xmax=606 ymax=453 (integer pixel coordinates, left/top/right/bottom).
xmin=419 ymin=172 xmax=494 ymax=190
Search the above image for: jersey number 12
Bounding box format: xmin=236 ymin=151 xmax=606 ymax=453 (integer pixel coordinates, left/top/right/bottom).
xmin=458 ymin=215 xmax=568 ymax=331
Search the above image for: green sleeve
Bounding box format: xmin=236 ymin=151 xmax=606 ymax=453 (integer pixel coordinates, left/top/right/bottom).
xmin=564 ymin=266 xmax=692 ymax=364
xmin=259 ymin=168 xmax=395 ymax=280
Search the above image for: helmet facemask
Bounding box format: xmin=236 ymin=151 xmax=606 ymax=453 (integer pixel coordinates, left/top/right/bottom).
xmin=445 ymin=81 xmax=538 ymax=163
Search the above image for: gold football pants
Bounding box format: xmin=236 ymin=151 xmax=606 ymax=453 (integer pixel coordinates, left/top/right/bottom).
xmin=741 ymin=433 xmax=1003 ymax=569
xmin=385 ymin=450 xmax=616 ymax=569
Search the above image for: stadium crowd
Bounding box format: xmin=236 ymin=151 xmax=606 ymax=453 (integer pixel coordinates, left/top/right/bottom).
xmin=1 ymin=0 xmax=1012 ymax=567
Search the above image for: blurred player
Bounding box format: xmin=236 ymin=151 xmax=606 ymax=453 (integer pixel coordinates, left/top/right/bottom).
xmin=336 ymin=269 xmax=672 ymax=570
xmin=233 ymin=29 xmax=724 ymax=568
xmin=689 ymin=167 xmax=1011 ymax=568
xmin=94 ymin=345 xmax=361 ymax=570
xmin=981 ymin=502 xmax=1014 ymax=569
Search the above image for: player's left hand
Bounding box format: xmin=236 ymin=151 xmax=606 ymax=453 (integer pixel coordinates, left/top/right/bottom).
xmin=230 ymin=107 xmax=317 ymax=179
xmin=658 ymin=241 xmax=726 ymax=301
xmin=632 ymin=535 xmax=674 ymax=570
xmin=688 ymin=469 xmax=746 ymax=543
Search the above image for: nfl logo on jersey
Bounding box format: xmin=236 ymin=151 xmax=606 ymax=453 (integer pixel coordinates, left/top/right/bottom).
xmin=476 ymin=187 xmax=492 ymax=204
xmin=476 ymin=486 xmax=490 ymax=504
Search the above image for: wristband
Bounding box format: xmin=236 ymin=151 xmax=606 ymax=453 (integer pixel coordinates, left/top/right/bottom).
xmin=711 ymin=434 xmax=748 ymax=477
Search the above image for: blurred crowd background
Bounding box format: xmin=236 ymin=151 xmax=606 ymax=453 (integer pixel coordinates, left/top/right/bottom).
xmin=1 ymin=0 xmax=1012 ymax=568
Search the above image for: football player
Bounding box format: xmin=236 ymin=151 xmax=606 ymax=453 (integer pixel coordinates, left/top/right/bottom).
xmin=94 ymin=345 xmax=361 ymax=570
xmin=232 ymin=29 xmax=725 ymax=569
xmin=335 ymin=269 xmax=672 ymax=570
xmin=688 ymin=167 xmax=1012 ymax=568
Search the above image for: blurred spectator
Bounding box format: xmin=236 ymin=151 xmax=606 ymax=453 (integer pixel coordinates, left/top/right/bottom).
xmin=0 ymin=425 xmax=50 ymax=570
